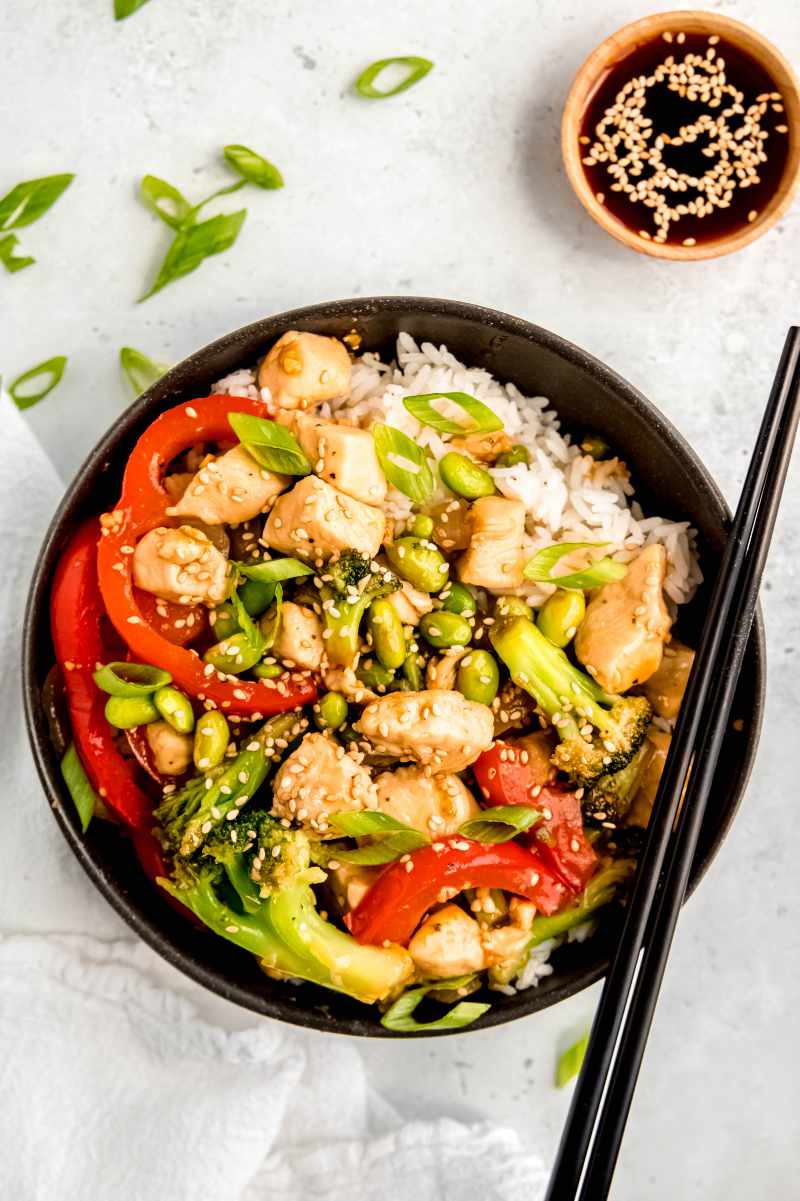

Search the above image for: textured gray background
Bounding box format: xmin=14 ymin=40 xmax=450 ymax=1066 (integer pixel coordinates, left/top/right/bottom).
xmin=2 ymin=1 xmax=799 ymax=1197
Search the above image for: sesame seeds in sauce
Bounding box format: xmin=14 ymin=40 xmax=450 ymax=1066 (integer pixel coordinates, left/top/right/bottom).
xmin=579 ymin=32 xmax=790 ymax=245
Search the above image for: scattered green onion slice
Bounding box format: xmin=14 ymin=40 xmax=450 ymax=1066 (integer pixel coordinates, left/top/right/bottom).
xmin=381 ymin=975 xmax=490 ymax=1033
xmin=372 ymin=423 xmax=435 ymax=502
xmin=93 ymin=661 xmax=172 ymax=697
xmin=223 ymin=144 xmax=284 ymax=190
xmin=230 ymin=587 xmax=269 ymax=654
xmin=523 ymin=542 xmax=628 ymax=590
xmin=0 ymin=233 xmax=34 ymax=273
xmin=403 ymin=392 xmax=503 ymax=435
xmin=139 ymin=209 xmax=247 ymax=301
xmin=228 ymin=412 xmax=311 ymax=476
xmin=9 ymin=356 xmax=68 ymax=411
xmin=458 ymin=805 xmax=543 ymax=844
xmin=120 ymin=347 xmax=170 ymax=396
xmin=139 ymin=174 xmax=194 ymax=231
xmin=256 ymin=583 xmax=283 ymax=652
xmin=235 ymin=557 xmax=314 ymax=584
xmin=114 ymin=0 xmax=152 ymax=18
xmin=328 ymin=811 xmax=422 ymax=837
xmin=0 ymin=174 xmax=74 ymax=231
xmin=354 ymin=56 xmax=434 ymax=99
xmin=60 ymin=743 xmax=97 ymax=833
xmin=555 ymin=1031 xmax=590 ymax=1088
xmin=328 ymin=810 xmax=429 ymax=865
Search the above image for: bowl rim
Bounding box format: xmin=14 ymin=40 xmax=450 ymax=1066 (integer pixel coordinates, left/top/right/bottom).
xmin=22 ymin=295 xmax=766 ymax=1036
xmin=561 ymin=9 xmax=800 ymax=261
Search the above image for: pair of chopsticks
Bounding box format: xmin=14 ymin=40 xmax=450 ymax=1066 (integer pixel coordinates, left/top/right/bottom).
xmin=545 ymin=327 xmax=800 ymax=1201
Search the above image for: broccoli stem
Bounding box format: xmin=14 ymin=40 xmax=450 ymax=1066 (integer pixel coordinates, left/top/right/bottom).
xmin=324 ymin=597 xmax=371 ymax=667
xmin=526 ymin=860 xmax=635 ymax=947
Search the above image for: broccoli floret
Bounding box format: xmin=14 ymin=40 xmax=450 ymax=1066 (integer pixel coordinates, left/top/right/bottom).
xmin=584 ymin=741 xmax=652 ymax=824
xmin=201 ymin=807 xmax=316 ymax=911
xmin=319 ymin=551 xmax=399 ymax=667
xmin=490 ymin=616 xmax=652 ymax=788
xmin=154 ymin=711 xmax=308 ymax=859
xmin=158 ymin=858 xmax=412 ymax=1005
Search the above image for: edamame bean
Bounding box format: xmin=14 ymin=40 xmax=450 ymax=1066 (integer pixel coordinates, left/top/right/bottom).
xmin=441 ymin=581 xmax=476 ymax=616
xmin=495 ymin=595 xmax=533 ymax=621
xmin=385 ymin=537 xmax=450 ymax=594
xmin=193 ymin=711 xmax=230 ymax=771
xmin=367 ymin=598 xmax=406 ymax=670
xmin=356 ymin=660 xmax=396 ymax=691
xmin=579 ymin=433 xmax=610 ymax=461
xmin=439 ymin=452 xmax=496 ymax=500
xmin=409 ymin=513 xmax=434 ymax=539
xmin=104 ymin=695 xmax=159 ymax=729
xmin=419 ymin=610 xmax=472 ymax=650
xmin=203 ymin=633 xmax=263 ymax=674
xmin=239 ymin=577 xmax=275 ymax=617
xmin=402 ymin=651 xmax=423 ymax=691
xmin=209 ymin=604 xmax=240 ymax=641
xmin=252 ymin=662 xmax=282 ymax=679
xmin=315 ymin=691 xmax=348 ymax=730
xmin=153 ymin=686 xmax=195 ymax=734
xmin=456 ymin=649 xmax=500 ymax=706
xmin=495 ymin=444 xmax=530 ymax=468
xmin=536 ymin=588 xmax=586 ymax=647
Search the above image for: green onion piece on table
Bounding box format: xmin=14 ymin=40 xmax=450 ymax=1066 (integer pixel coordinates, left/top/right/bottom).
xmin=372 ymin=423 xmax=435 ymax=502
xmin=354 ymin=56 xmax=434 ymax=99
xmin=228 ymin=412 xmax=311 ymax=475
xmin=381 ymin=975 xmax=490 ymax=1033
xmin=0 ymin=233 xmax=34 ymax=273
xmin=139 ymin=210 xmax=247 ymax=301
xmin=9 ymin=356 xmax=68 ymax=411
xmin=114 ymin=0 xmax=152 ymax=17
xmin=139 ymin=175 xmax=194 ymax=230
xmin=60 ymin=743 xmax=97 ymax=833
xmin=523 ymin=542 xmax=627 ymax=590
xmin=0 ymin=174 xmax=74 ymax=231
xmin=555 ymin=1031 xmax=590 ymax=1088
xmin=223 ymin=145 xmax=284 ymax=190
xmin=119 ymin=347 xmax=170 ymax=395
xmin=403 ymin=392 xmax=503 ymax=435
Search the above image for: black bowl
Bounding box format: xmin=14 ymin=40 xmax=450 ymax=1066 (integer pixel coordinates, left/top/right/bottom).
xmin=22 ymin=297 xmax=765 ymax=1037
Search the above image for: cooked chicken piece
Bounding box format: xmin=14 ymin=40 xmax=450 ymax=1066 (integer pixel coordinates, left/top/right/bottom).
xmin=642 ymin=639 xmax=695 ymax=721
xmin=386 ymin=578 xmax=434 ymax=626
xmin=574 ymin=544 xmax=672 ymax=693
xmin=257 ymin=331 xmax=351 ymax=411
xmin=429 ymin=498 xmax=471 ymax=552
xmin=512 ymin=730 xmax=557 ymax=787
xmin=374 ymin=766 xmax=480 ymax=837
xmin=271 ymin=732 xmax=377 ymax=836
xmin=426 ymin=648 xmax=468 ymax=690
xmin=491 ymin=680 xmax=537 ymax=736
xmin=281 ymin=412 xmax=387 ymax=506
xmin=166 ymin=443 xmax=287 ymax=526
xmin=144 ymin=721 xmax=193 ymax=776
xmin=321 ymin=663 xmax=378 ymax=705
xmin=450 ymin=429 xmax=513 ymax=463
xmin=408 ymin=904 xmax=486 ymax=978
xmin=326 ymin=861 xmax=381 ymax=914
xmin=480 ymin=898 xmax=536 ymax=968
xmin=163 ymin=472 xmax=195 ymax=503
xmin=627 ymin=729 xmax=671 ymax=828
xmin=355 ymin=689 xmax=494 ymax=773
xmin=268 ymin=601 xmax=324 ymax=671
xmin=263 ymin=475 xmax=385 ymax=563
xmin=457 ymin=496 xmax=527 ymax=592
xmin=132 ymin=525 xmax=228 ymax=606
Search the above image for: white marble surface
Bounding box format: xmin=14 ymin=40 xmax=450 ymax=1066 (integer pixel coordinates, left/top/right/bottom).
xmin=2 ymin=1 xmax=799 ymax=1197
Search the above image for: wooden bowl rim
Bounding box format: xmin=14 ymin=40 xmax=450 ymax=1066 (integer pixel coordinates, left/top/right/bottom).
xmin=561 ymin=9 xmax=800 ymax=261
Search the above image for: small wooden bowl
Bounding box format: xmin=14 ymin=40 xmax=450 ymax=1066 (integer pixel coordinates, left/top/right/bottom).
xmin=562 ymin=11 xmax=800 ymax=260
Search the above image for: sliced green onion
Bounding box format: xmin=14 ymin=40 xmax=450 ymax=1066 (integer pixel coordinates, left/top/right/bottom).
xmin=458 ymin=805 xmax=543 ymax=844
xmin=0 ymin=174 xmax=74 ymax=231
xmin=555 ymin=1031 xmax=590 ymax=1088
xmin=120 ymin=347 xmax=170 ymax=396
xmin=223 ymin=144 xmax=284 ymax=190
xmin=257 ymin=583 xmax=283 ymax=652
xmin=354 ymin=56 xmax=434 ymax=99
xmin=523 ymin=542 xmax=627 ymax=590
xmin=139 ymin=209 xmax=247 ymax=301
xmin=139 ymin=174 xmax=193 ymax=230
xmin=372 ymin=422 xmax=435 ymax=502
xmin=114 ymin=0 xmax=152 ymax=17
xmin=230 ymin=588 xmax=268 ymax=655
xmin=381 ymin=975 xmax=490 ymax=1033
xmin=235 ymin=557 xmax=314 ymax=584
xmin=402 ymin=392 xmax=503 ymax=435
xmin=0 ymin=233 xmax=34 ymax=273
xmin=329 ymin=811 xmax=422 ymax=837
xmin=60 ymin=743 xmax=97 ymax=833
xmin=228 ymin=412 xmax=311 ymax=476
xmin=9 ymin=356 xmax=67 ymax=411
xmin=328 ymin=810 xmax=429 ymax=864
xmin=93 ymin=661 xmax=172 ymax=697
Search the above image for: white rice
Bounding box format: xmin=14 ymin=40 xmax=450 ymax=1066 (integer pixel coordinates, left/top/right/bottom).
xmin=214 ymin=334 xmax=701 ymax=993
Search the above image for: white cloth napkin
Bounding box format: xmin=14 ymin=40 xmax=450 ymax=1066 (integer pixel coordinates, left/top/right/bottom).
xmin=0 ymin=395 xmax=548 ymax=1201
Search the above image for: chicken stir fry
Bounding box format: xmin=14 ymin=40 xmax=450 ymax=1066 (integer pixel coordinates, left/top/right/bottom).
xmin=58 ymin=328 xmax=698 ymax=1032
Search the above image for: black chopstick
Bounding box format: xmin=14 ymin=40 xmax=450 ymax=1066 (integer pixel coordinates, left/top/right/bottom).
xmin=545 ymin=326 xmax=800 ymax=1201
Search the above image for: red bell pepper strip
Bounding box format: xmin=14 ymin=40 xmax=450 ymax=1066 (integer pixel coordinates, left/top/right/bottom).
xmin=95 ymin=394 xmax=317 ymax=718
xmin=134 ymin=586 xmax=208 ymax=647
xmin=346 ymin=837 xmax=569 ymax=947
xmin=50 ymin=518 xmax=155 ymax=832
xmin=472 ymin=742 xmax=597 ymax=892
